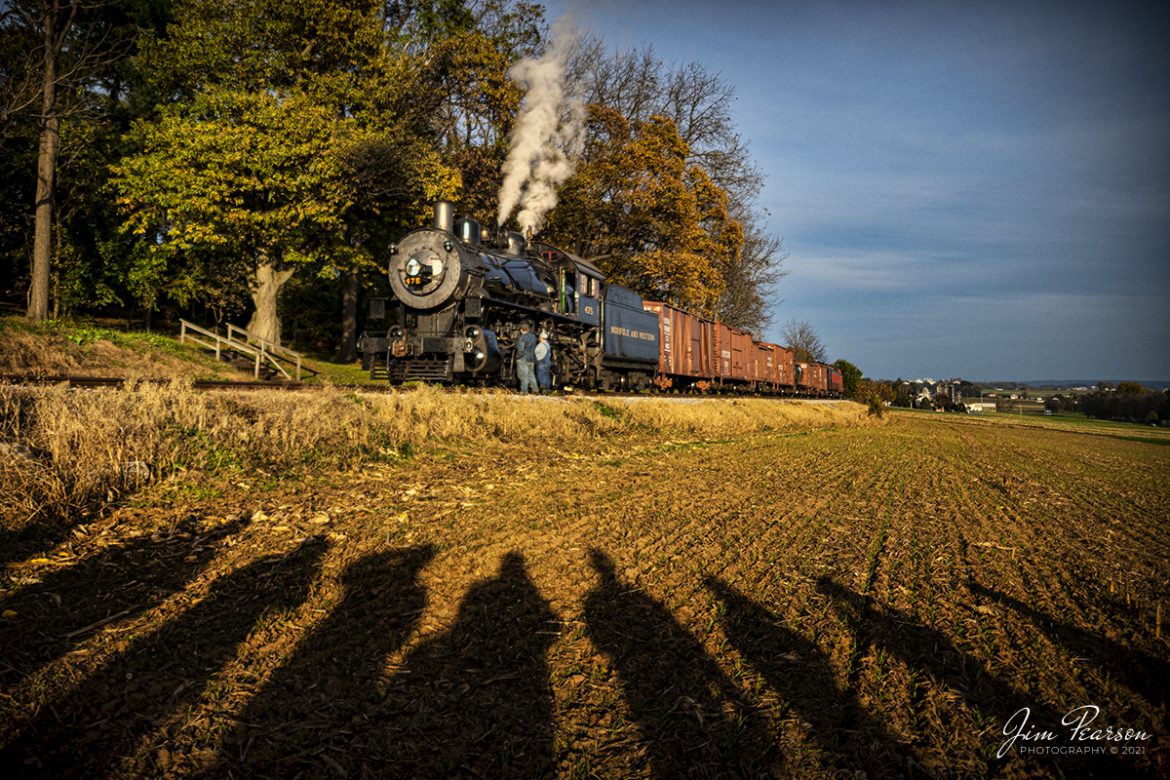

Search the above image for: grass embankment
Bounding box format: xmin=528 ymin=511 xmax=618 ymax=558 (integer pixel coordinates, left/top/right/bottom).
xmin=0 ymin=381 xmax=870 ymax=531
xmin=0 ymin=314 xmax=372 ymax=385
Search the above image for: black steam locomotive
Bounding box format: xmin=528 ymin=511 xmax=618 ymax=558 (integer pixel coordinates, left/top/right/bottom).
xmin=360 ymin=201 xmax=660 ymax=390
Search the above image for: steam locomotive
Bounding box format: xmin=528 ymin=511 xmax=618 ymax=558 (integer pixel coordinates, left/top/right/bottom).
xmin=359 ymin=201 xmax=844 ymax=396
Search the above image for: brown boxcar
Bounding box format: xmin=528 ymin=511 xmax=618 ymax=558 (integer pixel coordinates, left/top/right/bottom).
xmin=754 ymin=342 xmax=795 ymax=391
xmin=642 ymin=301 xmax=715 ymax=385
xmin=751 ymin=341 xmax=785 ymax=391
xmin=751 ymin=342 xmax=773 ymax=387
xmin=797 ymin=361 xmax=829 ymax=394
xmin=776 ymin=345 xmax=795 ymax=390
xmin=714 ymin=323 xmax=754 ymax=383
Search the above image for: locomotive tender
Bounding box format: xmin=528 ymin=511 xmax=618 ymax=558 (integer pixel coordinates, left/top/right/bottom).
xmin=361 ymin=201 xmax=843 ymax=396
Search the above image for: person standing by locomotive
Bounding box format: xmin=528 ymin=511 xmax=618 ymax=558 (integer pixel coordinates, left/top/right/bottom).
xmin=535 ymin=331 xmax=552 ymax=393
xmin=515 ymin=322 xmax=538 ymax=393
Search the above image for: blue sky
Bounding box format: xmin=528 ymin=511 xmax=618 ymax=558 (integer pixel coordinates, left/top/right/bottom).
xmin=544 ymin=0 xmax=1170 ymax=381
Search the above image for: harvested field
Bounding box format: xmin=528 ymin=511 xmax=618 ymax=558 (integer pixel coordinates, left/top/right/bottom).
xmin=1 ymin=393 xmax=1167 ymax=779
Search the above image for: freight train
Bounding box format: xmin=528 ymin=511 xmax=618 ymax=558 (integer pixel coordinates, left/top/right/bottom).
xmin=359 ymin=201 xmax=845 ymax=397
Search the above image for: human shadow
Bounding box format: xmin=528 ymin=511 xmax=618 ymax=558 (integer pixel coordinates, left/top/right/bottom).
xmin=584 ymin=549 xmax=778 ymax=778
xmin=0 ymin=518 xmax=72 ymax=570
xmin=969 ymin=581 xmax=1169 ymax=726
xmin=705 ymin=576 xmax=915 ymax=777
xmin=0 ymin=515 xmax=248 ymax=688
xmin=0 ymin=535 xmax=328 ymax=779
xmin=201 ymin=544 xmax=435 ymax=778
xmin=816 ymin=576 xmax=1151 ymax=778
xmin=366 ymin=551 xmax=560 ymax=779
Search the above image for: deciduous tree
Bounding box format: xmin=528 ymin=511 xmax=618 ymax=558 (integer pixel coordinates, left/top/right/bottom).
xmin=112 ymin=89 xmax=355 ymax=344
xmin=2 ymin=0 xmax=154 ymax=320
xmin=833 ymin=358 xmax=862 ymax=399
xmin=544 ymin=109 xmax=741 ymax=316
xmin=782 ymin=318 xmax=827 ymax=362
xmin=118 ymin=0 xmax=460 ymax=345
xmin=564 ymin=42 xmax=783 ymax=329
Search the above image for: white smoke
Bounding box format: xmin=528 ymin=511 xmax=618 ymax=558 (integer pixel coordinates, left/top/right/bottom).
xmin=497 ymin=17 xmax=585 ymax=236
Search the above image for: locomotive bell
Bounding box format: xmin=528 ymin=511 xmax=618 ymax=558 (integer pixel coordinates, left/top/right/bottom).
xmin=456 ymin=218 xmax=481 ymax=246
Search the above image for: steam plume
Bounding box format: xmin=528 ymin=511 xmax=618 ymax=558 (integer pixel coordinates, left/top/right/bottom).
xmin=497 ymin=17 xmax=585 ymax=235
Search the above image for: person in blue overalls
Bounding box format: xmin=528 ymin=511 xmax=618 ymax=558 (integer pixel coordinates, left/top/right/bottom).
xmin=515 ymin=322 xmax=537 ymax=393
xmin=535 ymin=331 xmax=552 ymax=393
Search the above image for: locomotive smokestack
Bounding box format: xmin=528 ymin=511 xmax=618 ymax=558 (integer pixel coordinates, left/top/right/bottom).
xmin=433 ymin=201 xmax=455 ymax=234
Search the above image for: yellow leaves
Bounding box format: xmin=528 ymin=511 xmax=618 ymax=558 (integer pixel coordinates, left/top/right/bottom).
xmin=547 ymin=106 xmax=743 ymax=315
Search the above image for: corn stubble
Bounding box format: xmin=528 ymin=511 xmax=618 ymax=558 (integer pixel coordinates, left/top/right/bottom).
xmin=1 ymin=387 xmax=1167 ymax=779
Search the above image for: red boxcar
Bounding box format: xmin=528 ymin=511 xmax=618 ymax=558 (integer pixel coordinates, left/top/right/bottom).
xmin=642 ymin=302 xmax=715 ymax=385
xmin=827 ymin=366 xmax=844 ymax=396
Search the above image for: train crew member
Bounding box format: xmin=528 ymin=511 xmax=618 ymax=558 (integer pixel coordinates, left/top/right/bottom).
xmin=515 ymin=321 xmax=538 ymax=393
xmin=535 ymin=331 xmax=552 ymax=393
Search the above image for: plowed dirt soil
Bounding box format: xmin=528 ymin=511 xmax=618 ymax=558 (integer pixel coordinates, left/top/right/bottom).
xmin=2 ymin=408 xmax=1168 ymax=778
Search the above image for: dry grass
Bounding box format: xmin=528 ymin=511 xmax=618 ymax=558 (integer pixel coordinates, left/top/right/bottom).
xmin=0 ymin=382 xmax=874 ymax=530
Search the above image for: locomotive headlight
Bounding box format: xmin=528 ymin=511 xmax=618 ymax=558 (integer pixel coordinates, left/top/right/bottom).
xmin=405 ymin=257 xmax=422 ymax=277
xmin=389 ymin=326 xmax=404 ymax=339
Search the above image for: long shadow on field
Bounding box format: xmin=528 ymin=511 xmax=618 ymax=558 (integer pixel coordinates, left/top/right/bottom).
xmin=584 ymin=550 xmax=779 ymax=778
xmin=0 ymin=515 xmax=247 ymax=689
xmin=364 ymin=551 xmax=559 ymax=778
xmin=816 ymin=576 xmax=1153 ymax=779
xmin=969 ymin=581 xmax=1169 ymax=725
xmin=705 ymin=576 xmax=916 ymax=778
xmin=200 ymin=544 xmax=434 ymax=778
xmin=0 ymin=518 xmax=72 ymax=570
xmin=0 ymin=536 xmax=328 ymax=779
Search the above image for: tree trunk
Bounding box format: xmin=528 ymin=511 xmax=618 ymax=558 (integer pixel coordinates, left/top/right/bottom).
xmin=28 ymin=4 xmax=61 ymax=322
xmin=338 ymin=270 xmax=358 ymax=363
xmin=247 ymin=251 xmax=294 ymax=346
